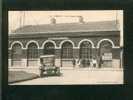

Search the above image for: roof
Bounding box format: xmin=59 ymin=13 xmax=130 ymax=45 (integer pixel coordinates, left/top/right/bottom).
xmin=12 ymin=20 xmax=119 ymax=34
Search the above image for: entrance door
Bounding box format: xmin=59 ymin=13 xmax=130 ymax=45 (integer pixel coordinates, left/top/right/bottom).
xmin=61 ymin=42 xmax=73 ymax=67
xmin=79 ymin=41 xmax=92 ymax=67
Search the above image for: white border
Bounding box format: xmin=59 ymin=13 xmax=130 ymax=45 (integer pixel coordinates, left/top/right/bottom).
xmin=78 ymin=39 xmax=95 ymax=48
xmin=9 ymin=41 xmax=24 ymax=50
xmin=97 ymin=38 xmax=119 ymax=48
xmin=59 ymin=40 xmax=75 ymax=48
xmin=41 ymin=40 xmax=57 ymax=49
xmin=25 ymin=40 xmax=40 ymax=49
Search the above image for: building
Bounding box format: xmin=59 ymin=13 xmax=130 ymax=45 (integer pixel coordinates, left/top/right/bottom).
xmin=8 ymin=17 xmax=122 ymax=73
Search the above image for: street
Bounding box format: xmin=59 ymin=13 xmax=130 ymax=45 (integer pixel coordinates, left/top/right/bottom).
xmin=10 ymin=68 xmax=123 ymax=85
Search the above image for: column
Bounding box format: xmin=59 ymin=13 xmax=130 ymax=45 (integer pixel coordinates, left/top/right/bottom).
xmin=73 ymin=48 xmax=79 ymax=68
xmin=55 ymin=48 xmax=61 ymax=67
xmin=22 ymin=49 xmax=27 ymax=67
xmin=91 ymin=48 xmax=98 ymax=68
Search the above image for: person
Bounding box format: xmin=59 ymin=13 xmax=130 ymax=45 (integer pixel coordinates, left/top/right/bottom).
xmin=82 ymin=59 xmax=85 ymax=67
xmin=99 ymin=56 xmax=103 ymax=68
xmin=77 ymin=59 xmax=81 ymax=67
xmin=72 ymin=58 xmax=76 ymax=68
xmin=39 ymin=58 xmax=45 ymax=77
xmin=87 ymin=59 xmax=90 ymax=67
xmin=100 ymin=53 xmax=104 ymax=68
xmin=39 ymin=58 xmax=46 ymax=70
xmin=92 ymin=58 xmax=97 ymax=68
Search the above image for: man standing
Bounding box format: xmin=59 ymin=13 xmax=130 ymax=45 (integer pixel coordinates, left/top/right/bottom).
xmin=99 ymin=56 xmax=103 ymax=68
xmin=72 ymin=58 xmax=76 ymax=68
xmin=92 ymin=58 xmax=97 ymax=68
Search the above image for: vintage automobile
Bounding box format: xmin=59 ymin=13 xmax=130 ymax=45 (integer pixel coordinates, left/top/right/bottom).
xmin=39 ymin=55 xmax=60 ymax=77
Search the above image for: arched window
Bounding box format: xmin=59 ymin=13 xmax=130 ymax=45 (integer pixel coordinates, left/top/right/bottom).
xmin=44 ymin=42 xmax=55 ymax=55
xmin=99 ymin=41 xmax=112 ymax=68
xmin=27 ymin=43 xmax=38 ymax=66
xmin=80 ymin=41 xmax=92 ymax=59
xmin=99 ymin=41 xmax=112 ymax=55
xmin=79 ymin=41 xmax=92 ymax=67
xmin=11 ymin=43 xmax=22 ymax=66
xmin=61 ymin=42 xmax=73 ymax=59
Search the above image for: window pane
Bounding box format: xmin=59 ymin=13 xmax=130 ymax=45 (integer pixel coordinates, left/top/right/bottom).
xmin=27 ymin=43 xmax=38 ymax=59
xmin=44 ymin=42 xmax=55 ymax=55
xmin=12 ymin=43 xmax=22 ymax=60
xmin=11 ymin=43 xmax=22 ymax=66
xmin=80 ymin=41 xmax=92 ymax=59
xmin=62 ymin=42 xmax=73 ymax=58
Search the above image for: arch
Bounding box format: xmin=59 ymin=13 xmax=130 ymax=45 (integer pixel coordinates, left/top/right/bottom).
xmin=10 ymin=41 xmax=24 ymax=49
xmin=11 ymin=43 xmax=22 ymax=66
xmin=97 ymin=39 xmax=115 ymax=48
xmin=61 ymin=41 xmax=73 ymax=59
xmin=27 ymin=42 xmax=39 ymax=66
xmin=59 ymin=40 xmax=75 ymax=48
xmin=98 ymin=39 xmax=113 ymax=68
xmin=78 ymin=39 xmax=95 ymax=48
xmin=27 ymin=43 xmax=38 ymax=59
xmin=79 ymin=40 xmax=93 ymax=67
xmin=41 ymin=40 xmax=57 ymax=49
xmin=26 ymin=40 xmax=39 ymax=49
xmin=79 ymin=41 xmax=92 ymax=59
xmin=43 ymin=42 xmax=55 ymax=55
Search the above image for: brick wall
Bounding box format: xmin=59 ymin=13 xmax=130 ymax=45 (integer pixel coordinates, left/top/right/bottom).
xmin=9 ymin=31 xmax=120 ymax=48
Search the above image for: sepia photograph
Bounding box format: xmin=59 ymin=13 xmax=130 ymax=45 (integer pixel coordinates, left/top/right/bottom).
xmin=8 ymin=10 xmax=123 ymax=85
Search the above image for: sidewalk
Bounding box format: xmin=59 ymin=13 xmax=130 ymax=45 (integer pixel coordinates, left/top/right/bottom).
xmin=10 ymin=68 xmax=123 ymax=85
xmin=60 ymin=67 xmax=123 ymax=71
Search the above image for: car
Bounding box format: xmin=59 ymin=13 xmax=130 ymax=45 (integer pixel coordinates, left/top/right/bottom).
xmin=39 ymin=55 xmax=60 ymax=77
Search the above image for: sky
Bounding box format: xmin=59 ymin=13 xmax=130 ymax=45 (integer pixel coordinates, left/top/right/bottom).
xmin=8 ymin=10 xmax=123 ymax=46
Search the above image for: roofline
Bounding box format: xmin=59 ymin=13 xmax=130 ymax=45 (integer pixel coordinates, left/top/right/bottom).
xmin=9 ymin=29 xmax=120 ymax=36
xmin=9 ymin=31 xmax=120 ymax=39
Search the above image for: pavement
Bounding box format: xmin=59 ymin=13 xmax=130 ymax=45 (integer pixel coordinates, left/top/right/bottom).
xmin=10 ymin=68 xmax=123 ymax=85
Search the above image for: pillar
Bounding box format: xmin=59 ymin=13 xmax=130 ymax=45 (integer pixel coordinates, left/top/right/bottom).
xmin=91 ymin=48 xmax=99 ymax=68
xmin=55 ymin=48 xmax=61 ymax=67
xmin=73 ymin=48 xmax=79 ymax=68
xmin=22 ymin=49 xmax=28 ymax=67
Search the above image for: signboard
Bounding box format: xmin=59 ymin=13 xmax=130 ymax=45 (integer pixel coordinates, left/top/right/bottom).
xmin=102 ymin=53 xmax=112 ymax=60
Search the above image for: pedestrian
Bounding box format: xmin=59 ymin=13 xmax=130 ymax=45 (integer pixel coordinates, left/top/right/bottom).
xmin=72 ymin=58 xmax=76 ymax=68
xmin=77 ymin=59 xmax=81 ymax=67
xmin=92 ymin=58 xmax=97 ymax=68
xmin=99 ymin=56 xmax=102 ymax=68
xmin=88 ymin=59 xmax=90 ymax=67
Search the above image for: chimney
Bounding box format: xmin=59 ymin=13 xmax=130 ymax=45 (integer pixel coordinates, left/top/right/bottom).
xmin=50 ymin=17 xmax=56 ymax=24
xmin=78 ymin=16 xmax=84 ymax=24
